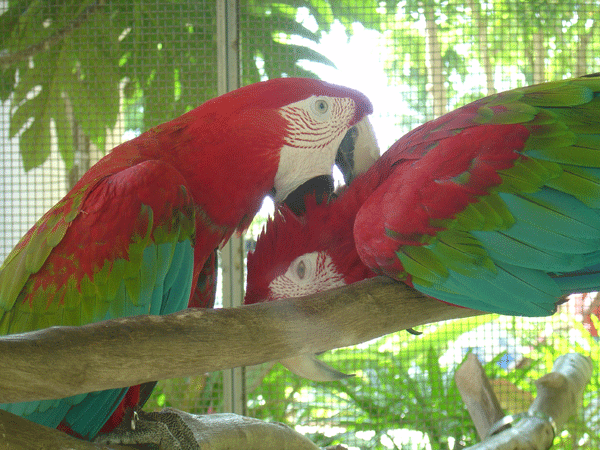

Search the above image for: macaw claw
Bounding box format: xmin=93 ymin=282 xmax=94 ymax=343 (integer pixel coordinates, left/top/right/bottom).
xmin=94 ymin=407 xmax=198 ymax=450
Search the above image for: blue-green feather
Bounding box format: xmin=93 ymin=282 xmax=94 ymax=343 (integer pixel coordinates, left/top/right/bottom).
xmin=0 ymin=238 xmax=195 ymax=438
xmin=398 ymin=75 xmax=600 ymax=316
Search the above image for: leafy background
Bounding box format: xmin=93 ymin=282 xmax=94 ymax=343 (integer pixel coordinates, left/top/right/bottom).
xmin=1 ymin=1 xmax=600 ymax=449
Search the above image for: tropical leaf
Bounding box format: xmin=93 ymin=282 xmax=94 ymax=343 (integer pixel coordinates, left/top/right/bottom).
xmin=1 ymin=0 xmax=392 ymax=170
xmin=8 ymin=45 xmax=75 ymax=171
xmin=67 ymin=9 xmax=123 ymax=142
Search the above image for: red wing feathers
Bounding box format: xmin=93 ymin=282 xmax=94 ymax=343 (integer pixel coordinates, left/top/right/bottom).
xmin=0 ymin=160 xmax=196 ymax=334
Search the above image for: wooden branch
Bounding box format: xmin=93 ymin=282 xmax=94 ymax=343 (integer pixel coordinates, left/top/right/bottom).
xmin=0 ymin=277 xmax=484 ymax=403
xmin=0 ymin=409 xmax=131 ymax=450
xmin=455 ymin=353 xmax=505 ymax=440
xmin=528 ymin=353 xmax=593 ymax=436
xmin=156 ymin=410 xmax=321 ymax=450
xmin=464 ymin=353 xmax=593 ymax=450
xmin=0 ymin=408 xmax=321 ymax=450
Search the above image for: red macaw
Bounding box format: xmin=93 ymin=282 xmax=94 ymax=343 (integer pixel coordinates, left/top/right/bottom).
xmin=0 ymin=78 xmax=377 ymax=439
xmin=245 ymin=73 xmax=600 ymax=380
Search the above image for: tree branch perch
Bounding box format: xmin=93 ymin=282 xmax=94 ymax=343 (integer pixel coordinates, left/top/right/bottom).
xmin=0 ymin=409 xmax=322 ymax=450
xmin=464 ymin=353 xmax=593 ymax=450
xmin=0 ymin=277 xmax=484 ymax=403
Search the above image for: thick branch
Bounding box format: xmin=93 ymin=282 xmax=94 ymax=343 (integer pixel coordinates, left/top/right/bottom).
xmin=455 ymin=353 xmax=505 ymax=440
xmin=0 ymin=409 xmax=320 ymax=450
xmin=0 ymin=409 xmax=130 ymax=450
xmin=154 ymin=410 xmax=321 ymax=449
xmin=0 ymin=277 xmax=484 ymax=403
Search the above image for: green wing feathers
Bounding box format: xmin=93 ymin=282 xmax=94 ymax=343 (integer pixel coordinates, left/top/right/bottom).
xmin=368 ymin=74 xmax=600 ymax=316
xmin=0 ymin=161 xmax=197 ymax=334
xmin=0 ymin=191 xmax=83 ymax=325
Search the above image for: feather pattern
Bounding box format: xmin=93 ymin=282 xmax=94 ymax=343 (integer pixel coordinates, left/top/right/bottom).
xmin=246 ymin=73 xmax=600 ymax=318
xmin=0 ymin=161 xmax=196 ymax=438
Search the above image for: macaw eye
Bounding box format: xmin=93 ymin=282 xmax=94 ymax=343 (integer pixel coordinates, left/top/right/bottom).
xmin=285 ymin=252 xmax=318 ymax=285
xmin=296 ymin=260 xmax=306 ymax=279
xmin=314 ymin=99 xmax=329 ymax=114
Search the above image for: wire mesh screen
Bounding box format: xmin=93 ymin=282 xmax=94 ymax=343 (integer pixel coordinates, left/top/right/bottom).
xmin=239 ymin=1 xmax=600 ymax=449
xmin=0 ymin=0 xmax=599 ymax=449
xmin=0 ymin=0 xmax=224 ymax=418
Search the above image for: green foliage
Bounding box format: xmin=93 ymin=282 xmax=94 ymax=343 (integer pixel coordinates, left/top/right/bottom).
xmin=246 ymin=317 xmax=487 ymax=449
xmin=380 ymin=0 xmax=600 ymax=123
xmin=246 ymin=313 xmax=599 ymax=449
xmin=1 ymin=0 xmax=384 ymax=171
xmin=4 ymin=0 xmax=597 ymax=171
xmin=2 ymin=1 xmax=126 ymax=170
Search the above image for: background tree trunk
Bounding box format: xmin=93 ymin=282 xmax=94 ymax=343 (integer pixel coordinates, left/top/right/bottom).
xmin=575 ymin=23 xmax=597 ymax=77
xmin=532 ymin=30 xmax=545 ymax=84
xmin=422 ymin=0 xmax=446 ymax=118
xmin=469 ymin=0 xmax=495 ymax=95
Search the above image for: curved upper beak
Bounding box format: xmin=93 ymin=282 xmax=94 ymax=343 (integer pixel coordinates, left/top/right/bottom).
xmin=335 ymin=116 xmax=380 ymax=185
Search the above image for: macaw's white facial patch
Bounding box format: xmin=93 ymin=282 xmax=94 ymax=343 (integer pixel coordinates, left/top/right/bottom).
xmin=268 ymin=251 xmax=346 ymax=300
xmin=273 ymin=95 xmax=358 ymax=203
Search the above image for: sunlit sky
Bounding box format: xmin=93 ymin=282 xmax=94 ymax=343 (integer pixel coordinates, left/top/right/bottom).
xmin=257 ymin=19 xmax=413 ymax=218
xmin=294 ymin=17 xmax=410 ymax=151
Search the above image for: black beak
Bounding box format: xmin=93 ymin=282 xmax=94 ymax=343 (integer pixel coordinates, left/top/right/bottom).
xmin=335 ymin=126 xmax=359 ymax=185
xmin=282 ymin=175 xmax=334 ymax=215
xmin=280 ymin=126 xmax=361 ymax=215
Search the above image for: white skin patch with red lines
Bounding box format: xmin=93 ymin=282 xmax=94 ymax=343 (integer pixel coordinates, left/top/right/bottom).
xmin=268 ymin=251 xmax=346 ymax=300
xmin=273 ymin=96 xmax=357 ymax=203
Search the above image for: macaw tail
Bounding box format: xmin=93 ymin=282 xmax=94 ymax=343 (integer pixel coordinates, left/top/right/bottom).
xmin=551 ymin=264 xmax=600 ymax=294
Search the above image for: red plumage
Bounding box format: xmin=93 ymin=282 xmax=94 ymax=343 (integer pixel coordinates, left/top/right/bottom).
xmin=0 ymin=77 xmax=375 ymax=438
xmin=244 ymin=105 xmax=538 ymax=304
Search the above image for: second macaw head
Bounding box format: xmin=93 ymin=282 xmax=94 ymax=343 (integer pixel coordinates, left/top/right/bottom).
xmin=244 ymin=193 xmax=374 ymax=381
xmin=245 ymin=193 xmax=373 ymax=304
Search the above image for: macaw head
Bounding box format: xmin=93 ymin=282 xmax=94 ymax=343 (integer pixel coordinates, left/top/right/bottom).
xmin=175 ymin=78 xmax=379 ymax=220
xmin=265 ymin=79 xmax=379 ymax=208
xmin=245 ymin=193 xmax=374 ymax=304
